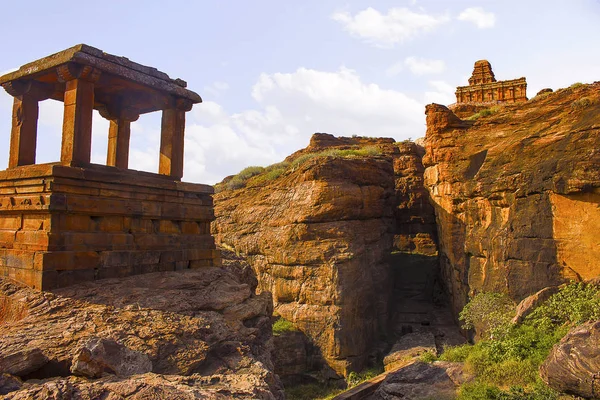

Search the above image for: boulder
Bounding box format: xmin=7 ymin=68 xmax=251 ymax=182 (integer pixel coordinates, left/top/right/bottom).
xmin=383 ymin=331 xmax=436 ymax=371
xmin=540 ymin=320 xmax=600 ymax=399
xmin=512 ymin=286 xmax=560 ymax=324
xmin=0 ymin=348 xmax=48 ymax=377
xmin=370 ymin=361 xmax=472 ymax=400
xmin=71 ymin=337 xmax=152 ymax=378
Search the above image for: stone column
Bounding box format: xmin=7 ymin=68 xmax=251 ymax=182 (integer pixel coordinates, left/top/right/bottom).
xmin=58 ymin=64 xmax=101 ymax=166
xmin=2 ymin=81 xmax=52 ymax=168
xmin=159 ymin=99 xmax=192 ymax=180
xmin=9 ymin=94 xmax=38 ymax=168
xmin=107 ymin=119 xmax=131 ymax=168
xmin=101 ymin=105 xmax=139 ymax=169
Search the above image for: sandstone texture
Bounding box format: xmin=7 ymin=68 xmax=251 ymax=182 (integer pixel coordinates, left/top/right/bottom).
xmin=383 ymin=331 xmax=436 ymax=372
xmin=369 ymin=361 xmax=472 ymax=400
xmin=540 ymin=320 xmax=600 ymax=399
xmin=423 ymin=82 xmax=600 ymax=316
xmin=213 ymin=133 xmax=439 ymax=376
xmin=0 ymin=258 xmax=284 ymax=399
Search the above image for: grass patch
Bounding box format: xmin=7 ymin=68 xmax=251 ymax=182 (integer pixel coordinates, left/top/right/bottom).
xmin=272 ymin=316 xmax=298 ymax=336
xmin=347 ymin=367 xmax=383 ymax=387
xmin=216 ymin=145 xmax=383 ymax=192
xmin=571 ymin=96 xmax=593 ymax=111
xmin=286 ymin=366 xmax=383 ymax=400
xmin=285 ymin=383 xmax=343 ymax=400
xmin=466 ymin=106 xmax=501 ymax=121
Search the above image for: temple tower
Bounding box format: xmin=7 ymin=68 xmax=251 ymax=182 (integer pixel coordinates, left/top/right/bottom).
xmin=455 ymin=60 xmax=527 ymax=104
xmin=0 ymin=45 xmax=220 ymax=290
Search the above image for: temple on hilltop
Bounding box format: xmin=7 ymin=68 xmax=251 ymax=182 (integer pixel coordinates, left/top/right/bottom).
xmin=455 ymin=60 xmax=527 ymax=104
xmin=0 ymin=45 xmax=220 ymax=290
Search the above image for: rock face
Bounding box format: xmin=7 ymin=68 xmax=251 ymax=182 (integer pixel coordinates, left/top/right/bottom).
xmin=540 ymin=320 xmax=600 ymax=399
xmin=0 ymin=259 xmax=283 ymax=399
xmin=423 ymin=83 xmax=600 ymax=316
xmin=369 ymin=361 xmax=472 ymax=400
xmin=213 ymin=133 xmax=439 ymax=376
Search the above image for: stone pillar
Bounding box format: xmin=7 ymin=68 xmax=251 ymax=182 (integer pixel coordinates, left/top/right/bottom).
xmin=2 ymin=80 xmax=52 ymax=168
xmin=107 ymin=119 xmax=131 ymax=168
xmin=102 ymin=105 xmax=139 ymax=169
xmin=159 ymin=99 xmax=192 ymax=180
xmin=58 ymin=64 xmax=100 ymax=166
xmin=9 ymin=95 xmax=38 ymax=168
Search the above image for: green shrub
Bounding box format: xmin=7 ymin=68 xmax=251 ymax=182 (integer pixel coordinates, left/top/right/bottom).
xmin=569 ymin=82 xmax=584 ymax=89
xmin=419 ymin=350 xmax=438 ymax=363
xmin=272 ymin=317 xmax=297 ymax=336
xmin=458 ymin=381 xmax=561 ymax=400
xmin=445 ymin=283 xmax=599 ymax=397
xmin=525 ymin=281 xmax=600 ymax=330
xmin=438 ymin=343 xmax=474 ymax=362
xmin=459 ymin=292 xmax=515 ymax=339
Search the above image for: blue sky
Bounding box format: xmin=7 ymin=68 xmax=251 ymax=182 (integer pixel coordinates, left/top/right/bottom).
xmin=1 ymin=0 xmax=599 ymax=183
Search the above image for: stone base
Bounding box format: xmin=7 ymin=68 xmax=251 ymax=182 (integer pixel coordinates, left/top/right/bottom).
xmin=0 ymin=163 xmax=220 ymax=290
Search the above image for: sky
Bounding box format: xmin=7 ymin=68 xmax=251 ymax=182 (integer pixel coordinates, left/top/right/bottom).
xmin=0 ymin=0 xmax=599 ymax=184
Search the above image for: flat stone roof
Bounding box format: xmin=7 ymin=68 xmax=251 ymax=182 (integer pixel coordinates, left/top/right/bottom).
xmin=0 ymin=44 xmax=201 ymax=106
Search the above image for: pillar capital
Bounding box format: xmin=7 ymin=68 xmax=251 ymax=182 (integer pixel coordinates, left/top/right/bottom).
xmin=98 ymin=103 xmax=140 ymax=122
xmin=2 ymin=80 xmax=53 ymax=101
xmin=57 ymin=63 xmax=101 ymax=83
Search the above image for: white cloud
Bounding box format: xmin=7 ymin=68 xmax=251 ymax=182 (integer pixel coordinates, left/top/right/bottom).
xmin=424 ymin=80 xmax=456 ymax=105
xmin=332 ymin=7 xmax=450 ymax=48
xmin=0 ymin=68 xmax=427 ymax=185
xmin=458 ymin=7 xmax=496 ymax=29
xmin=404 ymin=56 xmax=445 ymax=75
xmin=174 ymin=67 xmax=424 ymax=184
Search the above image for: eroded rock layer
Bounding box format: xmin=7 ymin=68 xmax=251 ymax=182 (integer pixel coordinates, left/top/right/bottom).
xmin=0 ymin=255 xmax=284 ymax=399
xmin=423 ymin=83 xmax=600 ymax=316
xmin=213 ymin=134 xmax=438 ymax=376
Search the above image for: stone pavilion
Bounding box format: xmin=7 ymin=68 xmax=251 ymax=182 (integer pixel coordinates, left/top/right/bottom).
xmin=0 ymin=44 xmax=220 ymax=290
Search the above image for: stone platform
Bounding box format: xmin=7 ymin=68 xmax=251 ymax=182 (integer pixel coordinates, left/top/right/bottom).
xmin=0 ymin=163 xmax=220 ymax=290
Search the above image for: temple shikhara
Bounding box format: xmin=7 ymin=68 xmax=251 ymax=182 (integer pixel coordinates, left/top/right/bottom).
xmin=0 ymin=44 xmax=220 ymax=290
xmin=455 ymin=60 xmax=527 ymax=104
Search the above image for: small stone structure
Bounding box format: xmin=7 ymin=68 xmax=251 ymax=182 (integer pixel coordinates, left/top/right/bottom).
xmin=0 ymin=44 xmax=220 ymax=290
xmin=455 ymin=60 xmax=527 ymax=104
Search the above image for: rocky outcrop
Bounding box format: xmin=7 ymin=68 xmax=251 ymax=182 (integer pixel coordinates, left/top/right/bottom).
xmin=0 ymin=258 xmax=284 ymax=399
xmin=213 ymin=133 xmax=439 ymax=376
xmin=383 ymin=331 xmax=436 ymax=372
xmin=423 ymin=83 xmax=600 ymax=316
xmin=369 ymin=361 xmax=472 ymax=400
xmin=540 ymin=320 xmax=600 ymax=399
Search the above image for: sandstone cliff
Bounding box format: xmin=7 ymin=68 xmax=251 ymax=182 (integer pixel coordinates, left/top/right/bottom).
xmin=423 ymin=83 xmax=600 ymax=316
xmin=0 ymin=253 xmax=284 ymax=399
xmin=213 ymin=134 xmax=438 ymax=377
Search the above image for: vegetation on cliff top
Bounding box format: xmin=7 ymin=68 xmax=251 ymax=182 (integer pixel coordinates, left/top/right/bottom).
xmin=430 ymin=282 xmax=600 ymax=399
xmin=215 ymin=145 xmax=383 ymax=192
